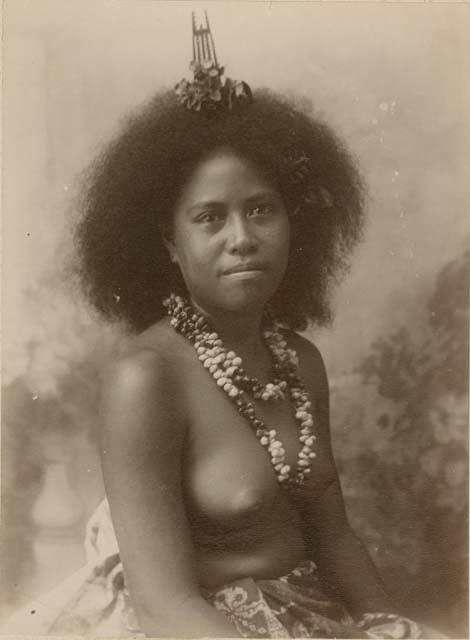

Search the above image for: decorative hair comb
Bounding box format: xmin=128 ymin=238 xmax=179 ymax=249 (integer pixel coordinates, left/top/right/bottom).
xmin=174 ymin=11 xmax=252 ymax=112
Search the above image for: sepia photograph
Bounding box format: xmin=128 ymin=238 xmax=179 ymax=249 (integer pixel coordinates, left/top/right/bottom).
xmin=1 ymin=1 xmax=468 ymax=638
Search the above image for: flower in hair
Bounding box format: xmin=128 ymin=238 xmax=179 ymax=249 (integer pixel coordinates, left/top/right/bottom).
xmin=174 ymin=12 xmax=252 ymax=113
xmin=277 ymin=150 xmax=335 ymax=215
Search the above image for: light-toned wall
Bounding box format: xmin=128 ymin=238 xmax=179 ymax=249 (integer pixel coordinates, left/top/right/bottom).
xmin=2 ymin=0 xmax=469 ymax=631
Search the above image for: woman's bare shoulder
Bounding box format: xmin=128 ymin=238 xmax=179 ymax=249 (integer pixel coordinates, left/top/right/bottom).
xmin=283 ymin=330 xmax=328 ymax=395
xmin=107 ymin=319 xmax=189 ymax=382
xmin=100 ymin=320 xmax=190 ymax=444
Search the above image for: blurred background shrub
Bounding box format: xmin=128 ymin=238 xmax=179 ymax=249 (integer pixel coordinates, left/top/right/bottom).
xmin=2 ymin=3 xmax=468 ymax=637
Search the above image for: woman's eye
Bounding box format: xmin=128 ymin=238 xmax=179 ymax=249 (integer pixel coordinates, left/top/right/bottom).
xmin=199 ymin=211 xmax=223 ymax=224
xmin=248 ymin=204 xmax=273 ymax=217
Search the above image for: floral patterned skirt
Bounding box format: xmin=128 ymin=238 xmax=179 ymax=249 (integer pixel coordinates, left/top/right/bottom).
xmin=1 ymin=500 xmax=425 ymax=638
xmin=205 ymin=561 xmax=366 ymax=638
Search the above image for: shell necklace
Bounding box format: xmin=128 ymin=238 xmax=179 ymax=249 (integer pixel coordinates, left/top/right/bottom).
xmin=163 ymin=294 xmax=316 ymax=489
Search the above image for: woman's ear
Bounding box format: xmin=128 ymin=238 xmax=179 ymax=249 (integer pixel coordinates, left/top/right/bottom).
xmin=160 ymin=225 xmax=179 ymax=264
xmin=163 ymin=237 xmax=178 ymax=264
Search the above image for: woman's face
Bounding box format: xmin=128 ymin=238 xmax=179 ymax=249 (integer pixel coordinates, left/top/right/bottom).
xmin=169 ymin=149 xmax=290 ymax=317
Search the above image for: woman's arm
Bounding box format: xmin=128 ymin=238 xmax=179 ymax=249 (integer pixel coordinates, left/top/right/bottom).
xmin=308 ymin=478 xmax=397 ymax=616
xmin=294 ymin=336 xmax=398 ymax=617
xmin=99 ymin=346 xmax=239 ymax=638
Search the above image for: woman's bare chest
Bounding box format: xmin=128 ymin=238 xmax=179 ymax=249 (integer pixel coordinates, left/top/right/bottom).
xmin=181 ymin=369 xmax=333 ymax=526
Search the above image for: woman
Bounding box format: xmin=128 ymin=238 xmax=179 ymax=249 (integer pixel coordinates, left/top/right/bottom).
xmin=3 ymin=15 xmax=436 ymax=640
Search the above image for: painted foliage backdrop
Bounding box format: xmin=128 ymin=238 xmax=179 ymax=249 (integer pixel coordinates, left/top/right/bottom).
xmin=2 ymin=1 xmax=469 ymax=636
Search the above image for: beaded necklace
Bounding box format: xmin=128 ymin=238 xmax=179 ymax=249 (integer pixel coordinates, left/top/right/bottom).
xmin=163 ymin=294 xmax=316 ymax=489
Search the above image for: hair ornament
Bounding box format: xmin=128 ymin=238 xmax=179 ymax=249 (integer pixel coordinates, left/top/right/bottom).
xmin=174 ymin=11 xmax=252 ymax=112
xmin=277 ymin=151 xmax=335 ymax=216
xmin=301 ymin=185 xmax=335 ymax=212
xmin=284 ymin=153 xmax=312 ymax=185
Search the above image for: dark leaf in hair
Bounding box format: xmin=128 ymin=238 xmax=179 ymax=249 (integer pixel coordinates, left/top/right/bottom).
xmin=319 ymin=187 xmax=334 ymax=208
xmin=174 ymin=79 xmax=188 ymax=96
xmin=303 ymin=186 xmax=318 ymax=204
xmin=234 ymin=81 xmax=246 ymax=97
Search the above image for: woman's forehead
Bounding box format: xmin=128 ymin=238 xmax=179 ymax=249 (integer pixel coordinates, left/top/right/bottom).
xmin=178 ymin=149 xmax=277 ymax=207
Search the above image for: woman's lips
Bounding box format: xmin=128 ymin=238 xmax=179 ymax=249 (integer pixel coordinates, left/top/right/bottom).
xmin=223 ymin=269 xmax=266 ymax=280
xmin=222 ymin=263 xmax=267 ymax=276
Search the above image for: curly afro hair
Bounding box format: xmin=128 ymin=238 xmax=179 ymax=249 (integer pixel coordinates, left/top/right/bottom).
xmin=76 ymin=89 xmax=365 ymax=333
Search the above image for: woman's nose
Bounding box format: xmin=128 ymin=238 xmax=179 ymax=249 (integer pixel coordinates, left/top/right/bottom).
xmin=226 ymin=213 xmax=258 ymax=255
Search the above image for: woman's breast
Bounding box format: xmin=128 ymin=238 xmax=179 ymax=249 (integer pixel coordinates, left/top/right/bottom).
xmin=183 ymin=410 xmax=282 ymax=532
xmin=181 ymin=405 xmax=307 ymax=586
xmin=184 ymin=446 xmax=307 ymax=586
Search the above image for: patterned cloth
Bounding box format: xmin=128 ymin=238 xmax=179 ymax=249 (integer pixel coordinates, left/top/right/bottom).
xmin=205 ymin=562 xmax=361 ymax=638
xmin=204 ymin=564 xmax=424 ymax=638
xmin=1 ymin=499 xmax=426 ymax=638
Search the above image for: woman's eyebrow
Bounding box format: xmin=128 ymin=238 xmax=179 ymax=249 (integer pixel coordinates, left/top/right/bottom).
xmin=186 ymin=191 xmax=280 ymax=213
xmin=187 ymin=200 xmax=223 ymax=213
xmin=245 ymin=190 xmax=281 ymax=203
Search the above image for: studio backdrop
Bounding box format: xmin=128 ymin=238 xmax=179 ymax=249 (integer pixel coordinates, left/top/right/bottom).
xmin=2 ymin=1 xmax=468 ymax=637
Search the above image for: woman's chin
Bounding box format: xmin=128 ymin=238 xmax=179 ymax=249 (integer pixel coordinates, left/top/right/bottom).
xmin=188 ymin=279 xmax=280 ymax=318
xmin=217 ymin=290 xmax=271 ymax=316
